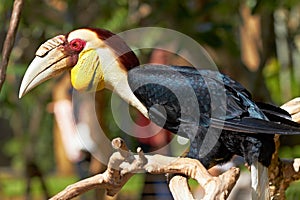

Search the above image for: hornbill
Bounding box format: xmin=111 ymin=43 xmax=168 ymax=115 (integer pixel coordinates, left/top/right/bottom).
xmin=19 ymin=28 xmax=300 ymax=199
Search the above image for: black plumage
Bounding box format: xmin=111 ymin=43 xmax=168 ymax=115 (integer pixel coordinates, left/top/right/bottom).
xmin=128 ymin=64 xmax=300 ymax=168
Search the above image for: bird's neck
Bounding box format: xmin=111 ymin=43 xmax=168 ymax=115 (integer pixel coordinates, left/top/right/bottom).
xmin=97 ymin=48 xmax=149 ymax=118
xmin=111 ymin=76 xmax=149 ymax=118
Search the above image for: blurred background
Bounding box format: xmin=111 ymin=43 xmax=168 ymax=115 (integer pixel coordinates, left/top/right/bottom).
xmin=1 ymin=0 xmax=300 ymax=199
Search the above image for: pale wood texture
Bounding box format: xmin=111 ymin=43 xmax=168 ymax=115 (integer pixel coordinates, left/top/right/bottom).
xmin=50 ymin=138 xmax=240 ymax=200
xmin=268 ymin=98 xmax=300 ymax=199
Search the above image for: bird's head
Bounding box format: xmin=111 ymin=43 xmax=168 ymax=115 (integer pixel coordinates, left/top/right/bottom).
xmin=19 ymin=28 xmax=139 ymax=98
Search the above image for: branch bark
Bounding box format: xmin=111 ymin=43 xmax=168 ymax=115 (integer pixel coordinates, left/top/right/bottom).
xmin=0 ymin=0 xmax=24 ymax=92
xmin=268 ymin=98 xmax=300 ymax=199
xmin=50 ymin=138 xmax=240 ymax=200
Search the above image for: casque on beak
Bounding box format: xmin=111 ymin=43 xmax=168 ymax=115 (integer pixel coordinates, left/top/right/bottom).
xmin=19 ymin=35 xmax=74 ymax=98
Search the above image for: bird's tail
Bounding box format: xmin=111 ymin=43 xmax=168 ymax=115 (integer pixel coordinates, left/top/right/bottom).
xmin=251 ymin=161 xmax=270 ymax=200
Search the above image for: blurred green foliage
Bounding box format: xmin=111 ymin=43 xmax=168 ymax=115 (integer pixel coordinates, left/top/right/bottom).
xmin=1 ymin=0 xmax=300 ymax=199
xmin=286 ymin=180 xmax=300 ymax=200
xmin=0 ymin=173 xmax=144 ymax=199
xmin=0 ymin=175 xmax=77 ymax=197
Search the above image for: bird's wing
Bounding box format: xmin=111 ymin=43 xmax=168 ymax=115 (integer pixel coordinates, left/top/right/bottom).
xmin=128 ymin=64 xmax=300 ymax=135
xmin=211 ymin=117 xmax=300 ymax=134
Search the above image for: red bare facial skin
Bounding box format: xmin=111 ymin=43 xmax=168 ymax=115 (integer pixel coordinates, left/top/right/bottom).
xmin=63 ymin=38 xmax=86 ymax=68
xmin=69 ymin=39 xmax=86 ymax=52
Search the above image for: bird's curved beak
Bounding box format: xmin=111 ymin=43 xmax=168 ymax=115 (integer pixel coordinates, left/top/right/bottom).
xmin=19 ymin=35 xmax=72 ymax=98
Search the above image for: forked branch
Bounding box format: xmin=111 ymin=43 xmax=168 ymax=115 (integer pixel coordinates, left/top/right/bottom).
xmin=50 ymin=138 xmax=240 ymax=200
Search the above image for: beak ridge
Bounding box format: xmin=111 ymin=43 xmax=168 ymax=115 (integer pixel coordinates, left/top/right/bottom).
xmin=19 ymin=56 xmax=59 ymax=98
xmin=19 ymin=46 xmax=70 ymax=98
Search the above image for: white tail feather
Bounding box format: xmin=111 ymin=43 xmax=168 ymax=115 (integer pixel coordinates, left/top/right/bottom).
xmin=251 ymin=162 xmax=270 ymax=200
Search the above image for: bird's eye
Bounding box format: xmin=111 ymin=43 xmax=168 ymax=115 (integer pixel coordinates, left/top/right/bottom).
xmin=69 ymin=39 xmax=86 ymax=52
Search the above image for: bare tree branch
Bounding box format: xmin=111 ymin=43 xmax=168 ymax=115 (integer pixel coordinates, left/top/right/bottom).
xmin=0 ymin=0 xmax=24 ymax=92
xmin=268 ymin=98 xmax=300 ymax=199
xmin=50 ymin=138 xmax=240 ymax=200
xmin=281 ymin=98 xmax=300 ymax=123
xmin=169 ymin=175 xmax=195 ymax=200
